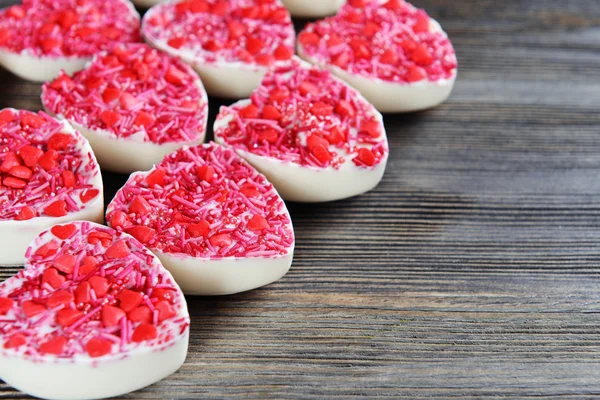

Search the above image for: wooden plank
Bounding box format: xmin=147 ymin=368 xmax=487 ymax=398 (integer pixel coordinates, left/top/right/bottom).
xmin=1 ymin=0 xmax=600 ymax=398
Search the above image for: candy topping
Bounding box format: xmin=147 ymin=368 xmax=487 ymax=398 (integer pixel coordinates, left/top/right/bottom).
xmin=298 ymin=0 xmax=457 ymax=83
xmin=142 ymin=0 xmax=295 ymax=67
xmin=106 ymin=143 xmax=294 ymax=259
xmin=0 ymin=109 xmax=101 ymax=221
xmin=0 ymin=0 xmax=140 ymax=58
xmin=215 ymin=60 xmax=387 ymax=169
xmin=0 ymin=222 xmax=188 ymax=358
xmin=42 ymin=43 xmax=207 ymax=145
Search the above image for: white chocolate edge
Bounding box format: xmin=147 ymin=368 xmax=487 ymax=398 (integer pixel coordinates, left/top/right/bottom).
xmin=0 ymin=221 xmax=190 ymax=399
xmin=280 ymin=0 xmax=345 ymax=18
xmin=0 ymin=332 xmax=189 ymax=400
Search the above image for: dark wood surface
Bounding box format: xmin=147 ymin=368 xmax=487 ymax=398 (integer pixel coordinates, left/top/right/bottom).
xmin=2 ymin=0 xmax=600 ymax=398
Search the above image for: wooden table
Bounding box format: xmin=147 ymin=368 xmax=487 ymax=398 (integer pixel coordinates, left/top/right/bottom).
xmin=2 ymin=0 xmax=600 ymax=397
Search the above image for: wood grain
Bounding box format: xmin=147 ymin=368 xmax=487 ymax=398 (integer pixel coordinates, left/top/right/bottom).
xmin=1 ymin=0 xmax=600 ymax=398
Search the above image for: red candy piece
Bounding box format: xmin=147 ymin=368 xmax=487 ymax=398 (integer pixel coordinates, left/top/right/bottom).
xmin=156 ymin=301 xmax=176 ymax=322
xmin=126 ymin=226 xmax=156 ymax=244
xmin=131 ymin=324 xmax=157 ymax=342
xmin=4 ymin=333 xmax=26 ymax=349
xmin=118 ymin=289 xmax=143 ymax=312
xmin=57 ymin=308 xmax=84 ymax=327
xmin=51 ymin=224 xmax=76 ymax=240
xmin=0 ymin=297 xmax=13 ymax=315
xmin=86 ymin=337 xmax=112 ymax=358
xmin=102 ymin=305 xmax=125 ymax=327
xmin=53 ymin=254 xmax=76 ymax=274
xmin=128 ymin=306 xmax=152 ymax=324
xmin=22 ymin=300 xmax=46 ymax=317
xmin=88 ymin=276 xmax=109 ymax=298
xmin=42 ymin=268 xmax=65 ymax=289
xmin=80 ymin=189 xmax=99 ymax=203
xmin=39 ymin=336 xmax=67 ymax=354
xmin=46 ymin=290 xmax=74 ymax=308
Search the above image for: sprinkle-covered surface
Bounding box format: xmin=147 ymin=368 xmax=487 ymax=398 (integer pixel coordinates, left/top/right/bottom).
xmin=106 ymin=143 xmax=294 ymax=259
xmin=0 ymin=221 xmax=189 ymax=359
xmin=0 ymin=109 xmax=100 ymax=221
xmin=0 ymin=0 xmax=140 ymax=58
xmin=215 ymin=59 xmax=388 ymax=169
xmin=298 ymin=0 xmax=457 ymax=83
xmin=42 ymin=43 xmax=207 ymax=145
xmin=142 ymin=0 xmax=295 ymax=68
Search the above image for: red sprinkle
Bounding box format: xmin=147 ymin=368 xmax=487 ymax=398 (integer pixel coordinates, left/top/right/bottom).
xmin=131 ymin=323 xmax=158 ymax=342
xmin=51 ymin=223 xmax=77 ymax=240
xmin=86 ymin=337 xmax=113 ymax=358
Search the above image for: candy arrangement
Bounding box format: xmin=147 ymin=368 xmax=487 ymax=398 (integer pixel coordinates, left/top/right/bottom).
xmin=0 ymin=0 xmax=457 ymax=398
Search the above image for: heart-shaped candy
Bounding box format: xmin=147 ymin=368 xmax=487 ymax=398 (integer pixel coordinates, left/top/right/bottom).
xmin=0 ymin=0 xmax=140 ymax=82
xmin=42 ymin=43 xmax=208 ymax=174
xmin=280 ymin=0 xmax=344 ymax=17
xmin=297 ymin=0 xmax=458 ymax=112
xmin=142 ymin=0 xmax=295 ymax=98
xmin=106 ymin=142 xmax=295 ymax=295
xmin=0 ymin=221 xmax=190 ymax=400
xmin=0 ymin=108 xmax=103 ymax=265
xmin=214 ymin=58 xmax=388 ymax=202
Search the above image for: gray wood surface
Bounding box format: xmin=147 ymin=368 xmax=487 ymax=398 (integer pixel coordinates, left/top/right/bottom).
xmin=1 ymin=0 xmax=600 ymax=398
